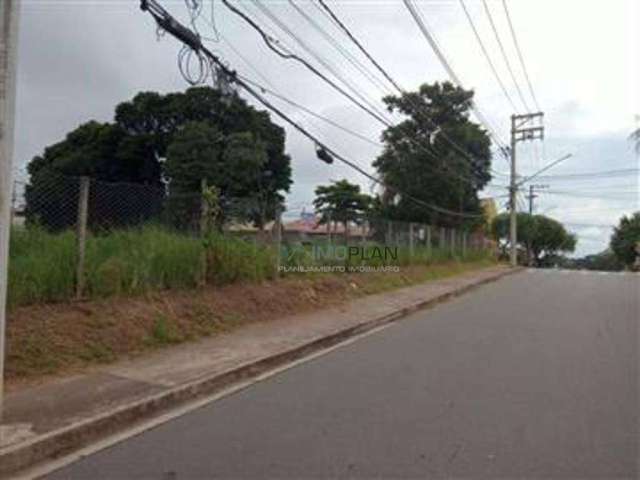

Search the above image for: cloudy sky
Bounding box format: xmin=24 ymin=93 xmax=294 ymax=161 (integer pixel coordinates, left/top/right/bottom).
xmin=13 ymin=0 xmax=640 ymax=256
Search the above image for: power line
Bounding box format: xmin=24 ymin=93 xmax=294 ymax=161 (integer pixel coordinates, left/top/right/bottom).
xmin=207 ymin=1 xmax=506 ymax=205
xmin=288 ymin=0 xmax=392 ymax=95
xmin=316 ymin=0 xmax=402 ymax=93
xmin=240 ymin=73 xmax=495 ymax=193
xmin=401 ymin=0 xmax=509 ymax=150
xmin=249 ymin=0 xmax=393 ymax=125
xmin=314 ymin=0 xmax=510 ymax=181
xmin=481 ymin=0 xmax=530 ymax=112
xmin=140 ymin=0 xmax=484 ymax=219
xmin=226 ymin=0 xmax=500 ymax=190
xmin=237 ymin=74 xmax=382 ymax=148
xmin=545 ymin=190 xmax=636 ymax=201
xmin=219 ymin=24 xmax=384 ymax=149
xmin=562 ymin=222 xmax=615 ymax=228
xmin=543 ymin=184 xmax=638 ymax=192
xmin=459 ymin=0 xmax=517 ymax=112
xmin=534 ymin=168 xmax=639 ymax=180
xmin=502 ymin=0 xmax=541 ymax=111
xmin=219 ymin=0 xmax=392 ymax=127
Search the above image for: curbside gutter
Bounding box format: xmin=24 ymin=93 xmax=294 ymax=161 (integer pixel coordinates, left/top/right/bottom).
xmin=0 ymin=266 xmax=522 ymax=477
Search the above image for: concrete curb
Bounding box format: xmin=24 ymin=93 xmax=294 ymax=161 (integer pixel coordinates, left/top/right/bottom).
xmin=0 ymin=266 xmax=522 ymax=477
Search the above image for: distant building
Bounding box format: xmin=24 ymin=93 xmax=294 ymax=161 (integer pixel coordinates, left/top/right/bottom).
xmin=283 ymin=212 xmax=367 ymax=239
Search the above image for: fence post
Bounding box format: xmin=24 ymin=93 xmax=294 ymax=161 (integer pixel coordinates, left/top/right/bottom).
xmin=440 ymin=227 xmax=445 ymax=250
xmin=275 ymin=205 xmax=282 ymax=276
xmin=426 ymin=225 xmax=432 ymax=258
xmin=409 ymin=222 xmax=415 ymax=257
xmin=199 ymin=178 xmax=209 ymax=286
xmin=199 ymin=178 xmax=209 ymax=236
xmin=450 ymin=229 xmax=456 ymax=256
xmin=75 ymin=176 xmax=90 ymax=300
xmin=462 ymin=231 xmax=467 ymax=258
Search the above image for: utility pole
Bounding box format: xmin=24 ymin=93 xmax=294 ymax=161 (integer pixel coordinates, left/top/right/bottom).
xmin=525 ymin=184 xmax=547 ymax=267
xmin=0 ymin=0 xmax=19 ymax=424
xmin=527 ymin=184 xmax=549 ymax=215
xmin=509 ymin=112 xmax=544 ymax=267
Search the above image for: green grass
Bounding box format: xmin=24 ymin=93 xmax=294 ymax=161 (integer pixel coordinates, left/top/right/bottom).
xmin=8 ymin=225 xmax=492 ymax=308
xmin=8 ymin=227 xmax=77 ymax=306
xmin=8 ymin=226 xmax=276 ymax=308
xmin=84 ymin=227 xmax=204 ymax=297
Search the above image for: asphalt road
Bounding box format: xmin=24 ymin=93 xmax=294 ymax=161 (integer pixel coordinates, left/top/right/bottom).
xmin=48 ymin=269 xmax=639 ymax=479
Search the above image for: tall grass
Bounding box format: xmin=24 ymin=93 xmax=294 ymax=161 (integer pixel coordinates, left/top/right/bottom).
xmin=8 ymin=227 xmax=77 ymax=306
xmin=205 ymin=233 xmax=276 ymax=284
xmin=8 ymin=226 xmax=491 ymax=308
xmin=8 ymin=226 xmax=275 ymax=308
xmin=84 ymin=227 xmax=204 ymax=297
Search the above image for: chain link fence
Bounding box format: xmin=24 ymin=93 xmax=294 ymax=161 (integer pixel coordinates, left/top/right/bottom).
xmin=278 ymin=214 xmax=492 ymax=272
xmin=9 ymin=174 xmax=493 ymax=306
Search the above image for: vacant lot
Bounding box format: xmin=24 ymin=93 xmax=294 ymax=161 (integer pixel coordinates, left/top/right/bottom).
xmin=6 ymin=259 xmax=495 ymax=388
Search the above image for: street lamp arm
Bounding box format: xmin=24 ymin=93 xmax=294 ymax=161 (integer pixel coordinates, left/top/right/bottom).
xmin=516 ymin=154 xmax=573 ymax=187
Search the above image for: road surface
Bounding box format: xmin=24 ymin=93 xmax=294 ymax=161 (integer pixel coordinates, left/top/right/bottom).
xmin=47 ymin=269 xmax=639 ymax=479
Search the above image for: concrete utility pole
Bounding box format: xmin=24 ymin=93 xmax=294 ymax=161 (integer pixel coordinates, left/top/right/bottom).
xmin=509 ymin=112 xmax=544 ymax=267
xmin=0 ymin=0 xmax=19 ymax=421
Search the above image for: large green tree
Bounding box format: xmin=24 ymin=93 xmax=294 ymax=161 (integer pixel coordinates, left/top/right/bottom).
xmin=115 ymin=87 xmax=291 ymax=228
xmin=24 ymin=121 xmax=162 ymax=230
xmin=165 ymin=124 xmax=273 ymax=228
xmin=610 ymin=212 xmax=640 ymax=269
xmin=373 ymin=82 xmax=491 ymax=228
xmin=492 ymin=213 xmax=576 ymax=266
xmin=25 ymin=87 xmax=292 ymax=230
xmin=313 ymin=180 xmax=372 ymax=240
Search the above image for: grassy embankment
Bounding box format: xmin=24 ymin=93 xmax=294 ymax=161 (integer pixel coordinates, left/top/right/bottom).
xmin=6 ymin=226 xmax=495 ymax=385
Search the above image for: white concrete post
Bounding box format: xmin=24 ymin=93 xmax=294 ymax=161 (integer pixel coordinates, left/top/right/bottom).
xmin=0 ymin=0 xmax=19 ymax=424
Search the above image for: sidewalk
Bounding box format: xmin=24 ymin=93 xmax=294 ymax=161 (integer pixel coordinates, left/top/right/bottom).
xmin=1 ymin=265 xmax=517 ymax=476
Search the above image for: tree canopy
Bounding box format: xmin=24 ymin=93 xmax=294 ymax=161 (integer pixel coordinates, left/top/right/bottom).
xmin=492 ymin=213 xmax=577 ymax=266
xmin=313 ymin=180 xmax=372 ymax=237
xmin=610 ymin=212 xmax=640 ymax=269
xmin=24 ymin=87 xmax=292 ymax=230
xmin=563 ymin=250 xmax=624 ymax=272
xmin=373 ymin=82 xmax=491 ymax=228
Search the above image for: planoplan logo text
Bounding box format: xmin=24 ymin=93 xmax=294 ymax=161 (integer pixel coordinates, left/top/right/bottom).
xmin=282 ymin=245 xmax=398 ymax=262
